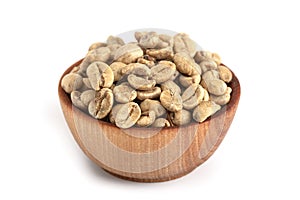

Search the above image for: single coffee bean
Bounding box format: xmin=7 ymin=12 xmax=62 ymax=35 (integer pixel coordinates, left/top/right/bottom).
xmin=114 ymin=43 xmax=143 ymax=64
xmin=170 ymin=109 xmax=192 ymax=126
xmin=109 ymin=104 xmax=124 ymax=124
xmin=88 ymin=88 xmax=114 ymax=119
xmin=150 ymin=61 xmax=176 ymax=84
xmin=115 ymin=102 xmax=141 ymax=129
xmin=160 ymin=90 xmax=183 ymax=112
xmin=173 ymin=52 xmax=201 ymax=76
xmin=140 ymin=99 xmax=166 ymax=117
xmin=113 ymin=82 xmax=137 ymax=103
xmin=146 ymin=47 xmax=174 ymax=60
xmin=161 ymin=80 xmax=182 ymax=94
xmin=61 ymin=73 xmax=83 ymax=94
xmin=193 ymin=101 xmax=221 ymax=123
xmin=210 ymin=87 xmax=232 ymax=105
xmin=199 ymin=59 xmax=218 ymax=73
xmin=80 ymin=90 xmax=96 ymax=106
xmin=127 ymin=74 xmax=156 ymax=91
xmin=70 ymin=91 xmax=86 ymax=110
xmin=173 ymin=33 xmax=197 ymax=57
xmin=137 ymin=87 xmax=161 ymax=100
xmin=136 ymin=110 xmax=156 ymax=127
xmin=179 ymin=74 xmax=201 ymax=88
xmin=182 ymin=84 xmax=205 ymax=110
xmin=86 ymin=61 xmax=114 ymax=90
xmin=218 ymin=65 xmax=232 ymax=83
xmin=207 ymin=79 xmax=227 ymax=96
xmin=109 ymin=62 xmax=127 ymax=82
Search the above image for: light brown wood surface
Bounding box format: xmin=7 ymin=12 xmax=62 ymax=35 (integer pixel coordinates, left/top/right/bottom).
xmin=58 ymin=59 xmax=241 ymax=182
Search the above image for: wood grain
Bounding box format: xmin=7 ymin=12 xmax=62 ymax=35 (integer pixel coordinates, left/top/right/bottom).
xmin=58 ymin=59 xmax=241 ymax=182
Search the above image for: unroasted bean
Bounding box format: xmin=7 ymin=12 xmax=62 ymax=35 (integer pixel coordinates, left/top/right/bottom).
xmin=170 ymin=109 xmax=192 ymax=126
xmin=61 ymin=73 xmax=83 ymax=94
xmin=152 ymin=118 xmax=171 ymax=128
xmin=130 ymin=63 xmax=151 ymax=76
xmin=135 ymin=32 xmax=170 ymax=49
xmin=88 ymin=42 xmax=107 ymax=51
xmin=106 ymin=35 xmax=125 ymax=46
xmin=107 ymin=44 xmax=122 ymax=61
xmin=173 ymin=33 xmax=197 ymax=57
xmin=137 ymin=86 xmax=161 ymax=100
xmin=218 ymin=65 xmax=232 ymax=83
xmin=210 ymin=87 xmax=232 ymax=105
xmin=160 ymin=90 xmax=183 ymax=112
xmin=70 ymin=91 xmax=86 ymax=110
xmin=199 ymin=60 xmax=218 ymax=73
xmin=193 ymin=101 xmax=221 ymax=122
xmin=127 ymin=74 xmax=156 ymax=90
xmin=158 ymin=34 xmax=173 ymax=48
xmin=151 ymin=61 xmax=176 ymax=84
xmin=87 ymin=47 xmax=111 ymax=62
xmin=88 ymin=88 xmax=113 ymax=119
xmin=136 ymin=110 xmax=156 ymax=127
xmin=109 ymin=104 xmax=124 ymax=124
xmin=86 ymin=61 xmax=114 ymax=90
xmin=182 ymin=84 xmax=205 ymax=110
xmin=109 ymin=62 xmax=127 ymax=81
xmin=194 ymin=51 xmax=213 ymax=63
xmin=140 ymin=99 xmax=166 ymax=117
xmin=146 ymin=47 xmax=174 ymax=60
xmin=202 ymin=70 xmax=220 ymax=81
xmin=114 ymin=43 xmax=143 ymax=64
xmin=81 ymin=90 xmax=96 ymax=106
xmin=212 ymin=53 xmax=221 ymax=65
xmin=160 ymin=80 xmax=181 ymax=94
xmin=115 ymin=102 xmax=141 ymax=128
xmin=179 ymin=74 xmax=201 ymax=87
xmin=136 ymin=31 xmax=161 ymax=49
xmin=194 ymin=51 xmax=221 ymax=65
xmin=173 ymin=52 xmax=201 ymax=76
xmin=207 ymin=79 xmax=227 ymax=96
xmin=113 ymin=82 xmax=137 ymax=103
xmin=137 ymin=57 xmax=155 ymax=67
xmin=121 ymin=63 xmax=150 ymax=77
xmin=201 ymin=70 xmax=220 ymax=89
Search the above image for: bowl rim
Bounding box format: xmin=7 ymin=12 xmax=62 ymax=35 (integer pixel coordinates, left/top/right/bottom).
xmin=58 ymin=58 xmax=241 ymax=131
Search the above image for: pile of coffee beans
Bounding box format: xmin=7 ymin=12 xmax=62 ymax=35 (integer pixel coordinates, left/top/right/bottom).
xmin=61 ymin=31 xmax=233 ymax=128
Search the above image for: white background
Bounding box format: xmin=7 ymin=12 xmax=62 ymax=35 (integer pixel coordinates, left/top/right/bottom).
xmin=0 ymin=0 xmax=299 ymax=199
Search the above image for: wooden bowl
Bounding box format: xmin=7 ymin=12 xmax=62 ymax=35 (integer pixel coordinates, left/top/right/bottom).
xmin=58 ymin=59 xmax=241 ymax=182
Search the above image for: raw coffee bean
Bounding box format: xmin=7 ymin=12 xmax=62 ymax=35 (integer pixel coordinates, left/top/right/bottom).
xmin=140 ymin=99 xmax=166 ymax=117
xmin=182 ymin=84 xmax=205 ymax=110
xmin=115 ymin=102 xmax=141 ymax=129
xmin=170 ymin=109 xmax=192 ymax=126
xmin=207 ymin=79 xmax=227 ymax=96
xmin=127 ymin=74 xmax=156 ymax=91
xmin=114 ymin=43 xmax=143 ymax=64
xmin=137 ymin=87 xmax=161 ymax=100
xmin=160 ymin=90 xmax=183 ymax=112
xmin=113 ymin=82 xmax=137 ymax=103
xmin=61 ymin=73 xmax=83 ymax=94
xmin=88 ymin=88 xmax=114 ymax=119
xmin=193 ymin=101 xmax=221 ymax=123
xmin=86 ymin=61 xmax=114 ymax=90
